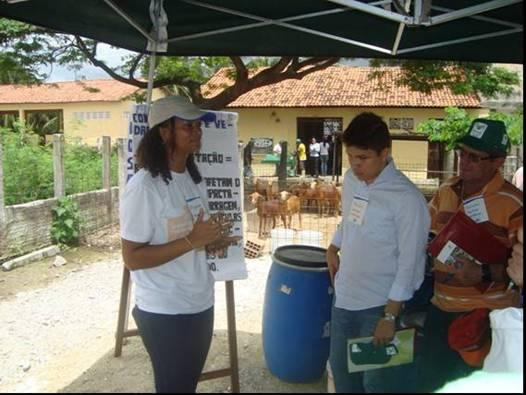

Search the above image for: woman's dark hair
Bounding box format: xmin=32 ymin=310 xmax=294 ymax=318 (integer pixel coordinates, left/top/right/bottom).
xmin=342 ymin=112 xmax=391 ymax=154
xmin=136 ymin=117 xmax=202 ymax=185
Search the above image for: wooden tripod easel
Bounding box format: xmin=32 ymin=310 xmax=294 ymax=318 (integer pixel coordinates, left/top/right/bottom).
xmin=113 ymin=266 xmax=240 ymax=392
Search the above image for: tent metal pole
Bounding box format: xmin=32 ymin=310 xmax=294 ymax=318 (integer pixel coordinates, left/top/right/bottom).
xmin=103 ymin=0 xmax=153 ymax=41
xmin=181 ymin=0 xmax=392 ymax=54
xmin=327 ymin=0 xmax=412 ymax=24
xmin=169 ymin=0 xmax=391 ymax=44
xmin=431 ymin=5 xmax=522 ymax=28
xmin=146 ymin=41 xmax=157 ymax=110
xmin=428 ymin=0 xmax=522 ymax=26
xmin=397 ymin=27 xmax=523 ymax=54
xmin=391 ymin=0 xmax=412 ymax=55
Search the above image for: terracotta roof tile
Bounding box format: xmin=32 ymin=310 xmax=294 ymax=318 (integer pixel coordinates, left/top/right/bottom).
xmin=0 ymin=79 xmax=140 ymax=104
xmin=203 ymin=66 xmax=481 ymax=108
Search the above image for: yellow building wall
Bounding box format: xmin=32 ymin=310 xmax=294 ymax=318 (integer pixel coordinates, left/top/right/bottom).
xmin=0 ymin=89 xmax=165 ymax=146
xmin=230 ymin=106 xmax=487 ymax=174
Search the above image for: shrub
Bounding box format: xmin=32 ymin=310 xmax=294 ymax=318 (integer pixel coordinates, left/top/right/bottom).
xmin=50 ymin=196 xmax=81 ymax=247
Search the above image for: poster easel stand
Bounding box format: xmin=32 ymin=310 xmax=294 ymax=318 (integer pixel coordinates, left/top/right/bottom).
xmin=114 ymin=266 xmax=240 ymax=392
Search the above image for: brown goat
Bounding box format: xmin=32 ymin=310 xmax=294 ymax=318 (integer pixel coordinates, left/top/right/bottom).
xmin=317 ymin=183 xmax=341 ymax=217
xmin=249 ymin=192 xmax=284 ymax=238
xmin=279 ymin=191 xmax=302 ymax=229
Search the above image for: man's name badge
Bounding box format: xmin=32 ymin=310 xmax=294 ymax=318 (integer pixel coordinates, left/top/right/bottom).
xmin=349 ymin=196 xmax=369 ymax=225
xmin=463 ymin=196 xmax=489 ymax=223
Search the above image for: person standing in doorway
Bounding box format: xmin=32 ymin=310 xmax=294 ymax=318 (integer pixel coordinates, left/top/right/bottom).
xmin=119 ymin=95 xmax=239 ymax=393
xmin=243 ymin=139 xmax=254 ymax=181
xmin=320 ymin=136 xmax=330 ymax=176
xmin=309 ymin=137 xmax=321 ymax=178
xmin=296 ymin=138 xmax=307 ymax=177
xmin=327 ymin=112 xmax=430 ymax=393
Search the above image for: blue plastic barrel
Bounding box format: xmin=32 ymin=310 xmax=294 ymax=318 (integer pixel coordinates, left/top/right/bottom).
xmin=262 ymin=245 xmax=333 ymax=382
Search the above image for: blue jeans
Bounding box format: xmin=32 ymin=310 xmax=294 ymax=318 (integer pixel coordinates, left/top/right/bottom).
xmin=329 ymin=304 xmax=413 ymax=393
xmin=311 ymin=157 xmax=320 ymax=177
xmin=132 ymin=305 xmax=214 ymax=393
xmin=320 ymin=155 xmax=329 ymax=176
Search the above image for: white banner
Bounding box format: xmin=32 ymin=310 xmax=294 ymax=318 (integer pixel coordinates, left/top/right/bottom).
xmin=126 ymin=104 xmax=149 ymax=183
xmin=126 ymin=104 xmax=247 ymax=281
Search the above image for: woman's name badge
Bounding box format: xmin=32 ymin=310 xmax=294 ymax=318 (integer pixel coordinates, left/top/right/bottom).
xmin=186 ymin=196 xmax=206 ymax=222
xmin=463 ymin=196 xmax=489 ymax=223
xmin=349 ymin=196 xmax=369 ymax=225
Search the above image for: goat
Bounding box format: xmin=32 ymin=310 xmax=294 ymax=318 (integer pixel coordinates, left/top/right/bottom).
xmin=249 ymin=192 xmax=284 ymax=238
xmin=279 ymin=191 xmax=302 ymax=229
xmin=317 ymin=183 xmax=341 ymax=217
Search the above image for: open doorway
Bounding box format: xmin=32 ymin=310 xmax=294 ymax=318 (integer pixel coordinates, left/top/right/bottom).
xmin=297 ymin=117 xmax=343 ymax=176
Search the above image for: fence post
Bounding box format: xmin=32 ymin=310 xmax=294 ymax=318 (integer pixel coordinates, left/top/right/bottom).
xmin=0 ymin=135 xmax=6 ymax=235
xmin=278 ymin=140 xmax=288 ymax=191
xmin=101 ymin=136 xmax=112 ymax=222
xmin=53 ymin=134 xmax=65 ymax=198
xmin=116 ymin=138 xmax=128 ymax=196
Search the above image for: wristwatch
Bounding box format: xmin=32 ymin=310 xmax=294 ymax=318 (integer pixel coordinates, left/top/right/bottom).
xmin=382 ymin=312 xmax=397 ymax=322
xmin=481 ymin=264 xmax=492 ymax=283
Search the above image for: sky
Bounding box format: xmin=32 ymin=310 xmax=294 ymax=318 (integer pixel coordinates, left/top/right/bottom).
xmin=44 ymin=44 xmax=371 ymax=82
xmin=44 ymin=44 xmax=135 ymax=82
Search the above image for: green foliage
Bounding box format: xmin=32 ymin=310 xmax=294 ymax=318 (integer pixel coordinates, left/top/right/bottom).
xmin=1 ymin=122 xmax=119 ymax=205
xmin=64 ymin=138 xmax=103 ymax=195
xmin=0 ymin=19 xmax=58 ymax=83
xmin=1 ymin=122 xmax=54 ymax=204
xmin=417 ymin=107 xmax=523 ymax=150
xmin=486 ymin=108 xmax=523 ymax=146
xmin=50 ymin=196 xmax=81 ymax=247
xmin=151 ymin=56 xmax=233 ymax=85
xmin=369 ymin=60 xmax=520 ymax=99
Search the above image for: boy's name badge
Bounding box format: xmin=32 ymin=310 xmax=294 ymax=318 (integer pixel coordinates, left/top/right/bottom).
xmin=186 ymin=196 xmax=205 ymax=221
xmin=463 ymin=196 xmax=489 ymax=223
xmin=349 ymin=196 xmax=369 ymax=225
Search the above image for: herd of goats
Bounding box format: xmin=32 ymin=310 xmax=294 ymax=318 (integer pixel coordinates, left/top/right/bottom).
xmin=248 ymin=178 xmax=342 ymax=238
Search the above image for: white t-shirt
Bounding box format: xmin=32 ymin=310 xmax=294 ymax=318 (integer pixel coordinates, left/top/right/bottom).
xmin=120 ymin=168 xmax=214 ymax=315
xmin=273 ymin=143 xmax=282 ymax=155
xmin=320 ymin=142 xmax=330 ymax=156
xmin=309 ymin=142 xmax=320 ymax=157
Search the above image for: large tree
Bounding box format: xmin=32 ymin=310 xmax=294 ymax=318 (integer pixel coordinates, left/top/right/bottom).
xmin=0 ymin=18 xmax=521 ymax=110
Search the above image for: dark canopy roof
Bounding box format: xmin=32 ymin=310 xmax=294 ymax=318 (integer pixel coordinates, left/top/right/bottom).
xmin=0 ymin=0 xmax=523 ymax=63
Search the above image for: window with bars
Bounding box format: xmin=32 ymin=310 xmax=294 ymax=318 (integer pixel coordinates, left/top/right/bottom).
xmin=389 ymin=117 xmax=414 ymax=131
xmin=73 ymin=111 xmax=111 ymax=121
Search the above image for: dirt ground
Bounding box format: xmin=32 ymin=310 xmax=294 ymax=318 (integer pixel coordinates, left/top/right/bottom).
xmin=0 ymin=224 xmax=328 ymax=393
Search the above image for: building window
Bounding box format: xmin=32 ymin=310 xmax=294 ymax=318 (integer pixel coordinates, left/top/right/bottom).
xmin=389 ymin=117 xmax=414 ymax=131
xmin=0 ymin=111 xmax=19 ymax=128
xmin=323 ymin=118 xmax=343 ymax=135
xmin=24 ymin=109 xmax=64 ymax=143
xmin=74 ymin=111 xmax=111 ymax=121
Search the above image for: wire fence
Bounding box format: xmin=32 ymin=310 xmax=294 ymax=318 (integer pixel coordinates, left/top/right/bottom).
xmin=2 ymin=134 xmax=522 ymax=260
xmin=241 ymin=154 xmax=523 ymax=257
xmin=1 ymin=133 xmax=118 ymax=206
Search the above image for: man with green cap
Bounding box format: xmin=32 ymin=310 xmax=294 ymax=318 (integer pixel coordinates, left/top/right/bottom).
xmin=418 ymin=119 xmax=523 ymax=392
xmin=296 ymin=138 xmax=307 ymax=177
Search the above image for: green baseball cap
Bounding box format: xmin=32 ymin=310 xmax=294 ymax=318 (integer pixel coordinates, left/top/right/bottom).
xmin=457 ymin=119 xmax=510 ymax=156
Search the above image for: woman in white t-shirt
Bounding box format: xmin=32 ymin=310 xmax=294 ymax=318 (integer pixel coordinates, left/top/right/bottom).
xmin=119 ymin=96 xmax=237 ymax=393
xmin=309 ymin=137 xmax=321 ymax=177
xmin=320 ymin=136 xmax=330 ymax=176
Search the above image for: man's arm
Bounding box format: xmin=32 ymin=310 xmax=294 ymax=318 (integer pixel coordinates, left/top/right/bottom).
xmin=389 ymin=192 xmax=431 ymax=302
xmin=327 ymin=243 xmax=340 ymax=286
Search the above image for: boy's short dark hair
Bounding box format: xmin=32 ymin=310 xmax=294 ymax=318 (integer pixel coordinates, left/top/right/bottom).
xmin=342 ymin=112 xmax=391 ymax=153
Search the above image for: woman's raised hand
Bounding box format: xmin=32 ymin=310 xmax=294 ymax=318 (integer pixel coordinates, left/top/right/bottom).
xmin=186 ymin=209 xmax=222 ymax=249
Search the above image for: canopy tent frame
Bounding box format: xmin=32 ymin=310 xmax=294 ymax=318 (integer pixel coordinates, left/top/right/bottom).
xmin=3 ymin=0 xmax=522 ymax=60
